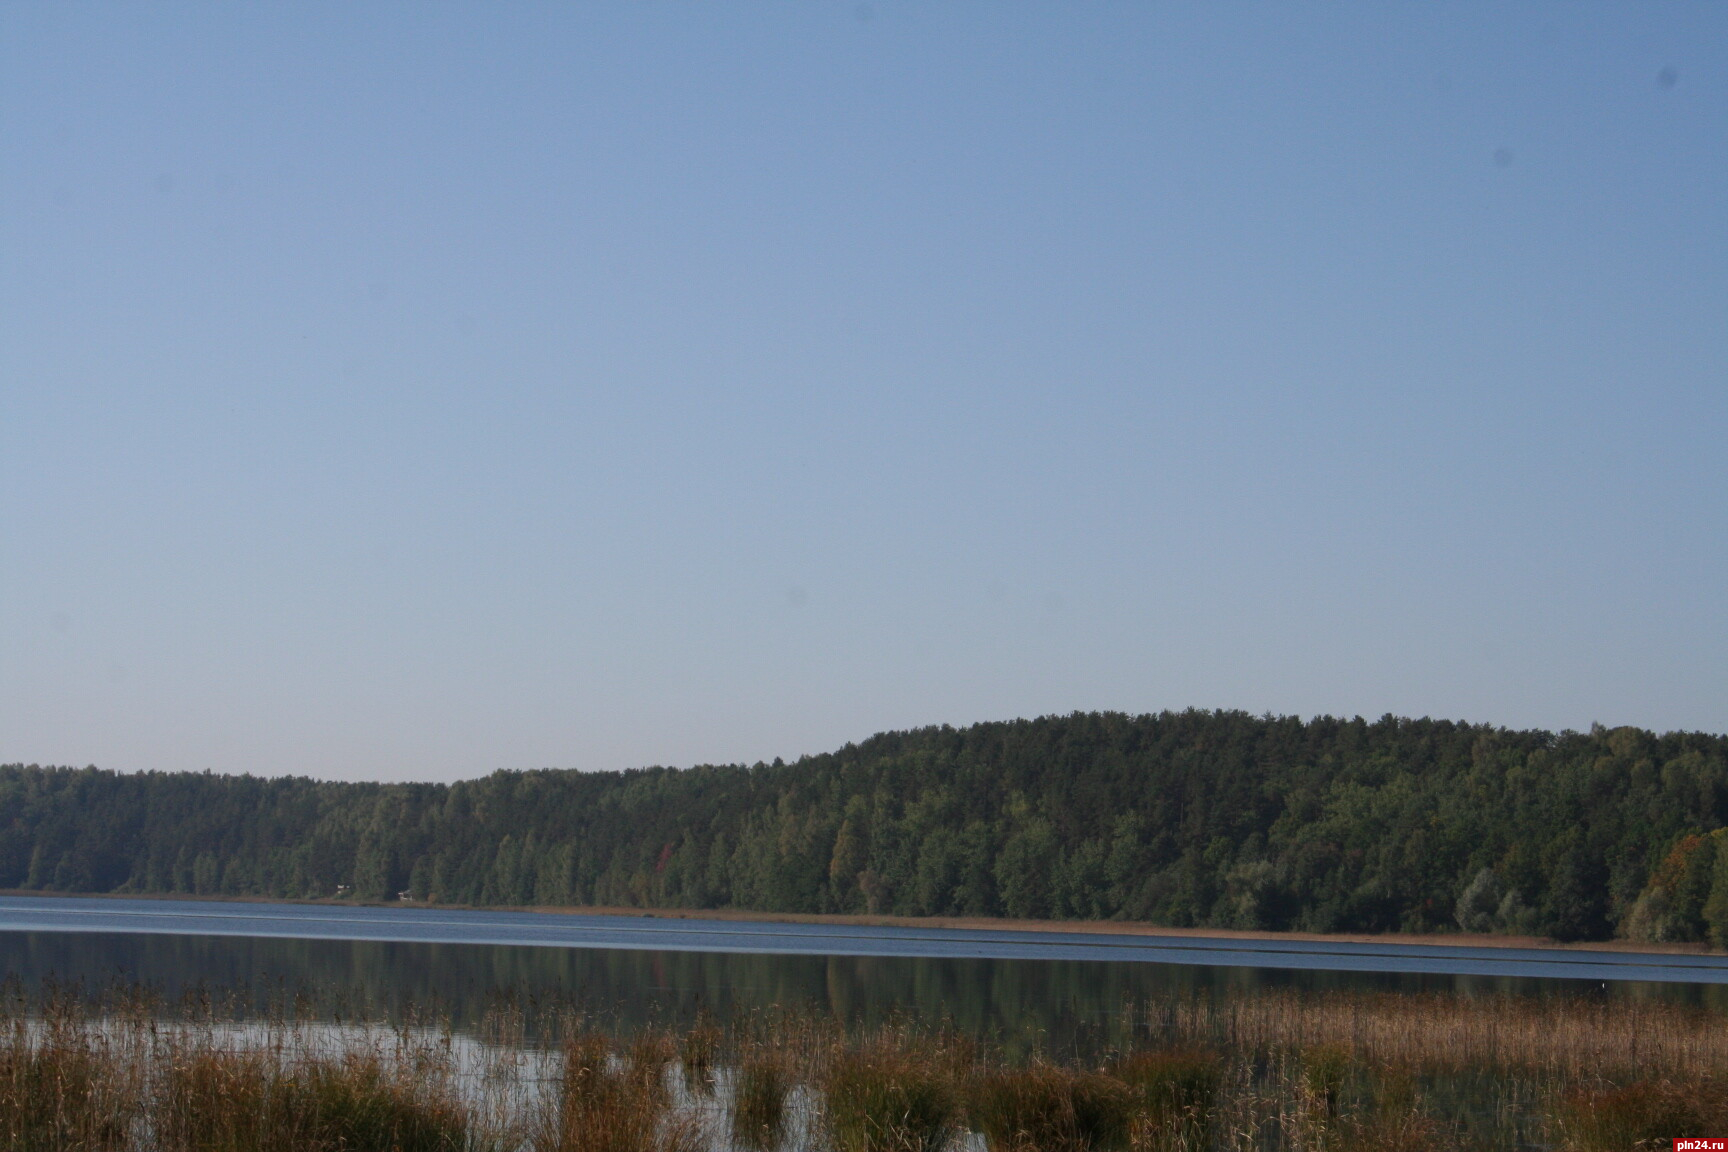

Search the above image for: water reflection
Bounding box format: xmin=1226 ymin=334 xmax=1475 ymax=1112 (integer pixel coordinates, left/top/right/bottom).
xmin=2 ymin=930 xmax=1722 ymax=1055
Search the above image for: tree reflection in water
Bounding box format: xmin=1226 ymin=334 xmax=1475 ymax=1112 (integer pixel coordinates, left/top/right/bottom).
xmin=0 ymin=930 xmax=1720 ymax=1057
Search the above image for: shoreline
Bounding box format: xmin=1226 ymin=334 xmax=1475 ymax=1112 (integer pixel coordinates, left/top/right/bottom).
xmin=1 ymin=887 xmax=1712 ymax=958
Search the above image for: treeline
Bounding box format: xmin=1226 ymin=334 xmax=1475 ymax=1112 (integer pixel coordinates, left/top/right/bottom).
xmin=5 ymin=711 xmax=1728 ymax=943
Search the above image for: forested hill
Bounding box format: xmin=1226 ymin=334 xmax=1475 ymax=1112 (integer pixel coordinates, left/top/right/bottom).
xmin=7 ymin=711 xmax=1728 ymax=944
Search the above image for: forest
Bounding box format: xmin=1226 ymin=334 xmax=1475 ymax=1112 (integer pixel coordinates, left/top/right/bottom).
xmin=5 ymin=710 xmax=1728 ymax=944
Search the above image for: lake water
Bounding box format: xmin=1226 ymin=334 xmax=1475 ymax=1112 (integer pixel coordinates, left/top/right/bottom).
xmin=2 ymin=895 xmax=1723 ymax=1048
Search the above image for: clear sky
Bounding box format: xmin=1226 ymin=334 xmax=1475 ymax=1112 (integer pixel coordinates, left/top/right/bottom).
xmin=3 ymin=4 xmax=1724 ymax=782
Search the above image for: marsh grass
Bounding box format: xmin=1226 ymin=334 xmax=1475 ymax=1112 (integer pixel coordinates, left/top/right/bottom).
xmin=1 ymin=983 xmax=1727 ymax=1150
xmin=729 ymin=1053 xmax=791 ymax=1151
xmin=1111 ymin=1049 xmax=1220 ymax=1152
xmin=538 ymin=1026 xmax=702 ymax=1152
xmin=821 ymin=1041 xmax=959 ymax=1152
xmin=1555 ymin=1079 xmax=1720 ymax=1152
xmin=969 ymin=1063 xmax=1135 ymax=1152
xmin=678 ymin=1021 xmax=720 ymax=1098
xmin=0 ymin=1001 xmax=133 ymax=1152
xmin=1162 ymin=988 xmax=1728 ymax=1078
xmin=156 ymin=1046 xmax=469 ymax=1152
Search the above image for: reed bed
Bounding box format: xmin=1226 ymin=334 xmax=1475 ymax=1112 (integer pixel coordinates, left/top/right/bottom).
xmin=0 ymin=984 xmax=1725 ymax=1151
xmin=1163 ymin=989 xmax=1728 ymax=1078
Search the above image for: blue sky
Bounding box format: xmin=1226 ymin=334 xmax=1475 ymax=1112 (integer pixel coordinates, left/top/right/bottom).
xmin=3 ymin=4 xmax=1724 ymax=781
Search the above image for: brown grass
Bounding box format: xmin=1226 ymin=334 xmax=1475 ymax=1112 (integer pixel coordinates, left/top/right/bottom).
xmin=156 ymin=1045 xmax=469 ymax=1152
xmin=1113 ymin=1049 xmax=1222 ymax=1152
xmin=538 ymin=1027 xmax=698 ymax=1152
xmin=1 ymin=984 xmax=1726 ymax=1150
xmin=677 ymin=1019 xmax=720 ymax=1098
xmin=970 ymin=1063 xmax=1135 ymax=1152
xmin=730 ymin=1051 xmax=792 ymax=1151
xmin=1140 ymin=988 xmax=1728 ymax=1077
xmin=0 ymin=1004 xmax=132 ymax=1152
xmin=822 ymin=1040 xmax=960 ymax=1152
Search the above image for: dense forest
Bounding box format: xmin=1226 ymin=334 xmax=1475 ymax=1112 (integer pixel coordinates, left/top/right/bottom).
xmin=6 ymin=711 xmax=1728 ymax=944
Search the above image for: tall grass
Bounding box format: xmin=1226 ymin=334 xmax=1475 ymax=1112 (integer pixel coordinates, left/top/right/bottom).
xmin=1152 ymin=988 xmax=1728 ymax=1078
xmin=1 ymin=982 xmax=1727 ymax=1150
xmin=0 ymin=1000 xmax=133 ymax=1152
xmin=677 ymin=1020 xmax=720 ymax=1099
xmin=1555 ymin=1080 xmax=1719 ymax=1152
xmin=1112 ymin=1049 xmax=1221 ymax=1152
xmin=537 ymin=1027 xmax=700 ymax=1152
xmin=156 ymin=1047 xmax=469 ymax=1152
xmin=730 ymin=1052 xmax=791 ymax=1151
xmin=822 ymin=1041 xmax=959 ymax=1152
xmin=969 ymin=1063 xmax=1134 ymax=1152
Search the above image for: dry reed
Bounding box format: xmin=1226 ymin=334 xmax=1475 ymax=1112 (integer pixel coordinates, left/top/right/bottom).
xmin=0 ymin=1002 xmax=133 ymax=1152
xmin=155 ymin=1045 xmax=469 ymax=1152
xmin=969 ymin=1062 xmax=1135 ymax=1152
xmin=537 ymin=1026 xmax=702 ymax=1152
xmin=1112 ymin=1049 xmax=1221 ymax=1152
xmin=730 ymin=1052 xmax=791 ymax=1150
xmin=1151 ymin=989 xmax=1728 ymax=1078
xmin=822 ymin=1040 xmax=959 ymax=1152
xmin=0 ymin=983 xmax=1724 ymax=1151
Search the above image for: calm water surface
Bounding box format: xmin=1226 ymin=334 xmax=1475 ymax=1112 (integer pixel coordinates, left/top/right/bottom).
xmin=1 ymin=895 xmax=1722 ymax=1049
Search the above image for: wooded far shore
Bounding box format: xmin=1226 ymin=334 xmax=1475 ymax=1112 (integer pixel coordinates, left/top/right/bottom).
xmin=6 ymin=710 xmax=1727 ymax=946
